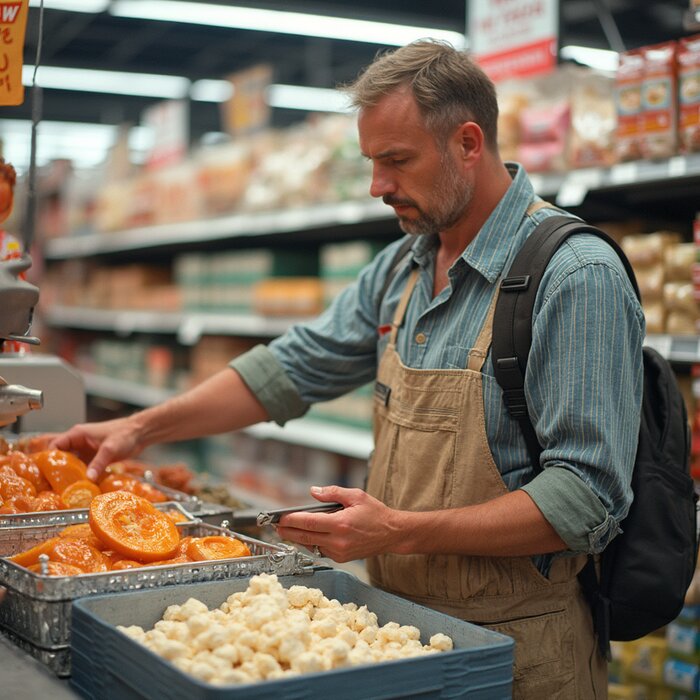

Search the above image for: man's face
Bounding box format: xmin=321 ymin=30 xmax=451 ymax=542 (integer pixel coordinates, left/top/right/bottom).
xmin=358 ymin=89 xmax=473 ymax=235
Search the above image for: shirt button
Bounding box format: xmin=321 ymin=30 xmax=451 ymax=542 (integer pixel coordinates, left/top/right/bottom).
xmin=415 ymin=332 xmax=427 ymax=345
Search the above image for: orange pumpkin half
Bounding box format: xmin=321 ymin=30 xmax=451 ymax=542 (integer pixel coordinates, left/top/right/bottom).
xmin=89 ymin=491 xmax=179 ymax=563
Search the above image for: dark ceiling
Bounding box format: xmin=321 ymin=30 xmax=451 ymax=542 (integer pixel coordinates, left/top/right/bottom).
xmin=0 ymin=0 xmax=695 ymax=141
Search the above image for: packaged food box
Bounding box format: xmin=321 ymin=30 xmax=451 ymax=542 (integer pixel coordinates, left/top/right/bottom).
xmin=70 ymin=569 xmax=514 ymax=700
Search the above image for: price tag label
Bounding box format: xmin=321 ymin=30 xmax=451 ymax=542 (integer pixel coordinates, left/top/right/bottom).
xmin=556 ymin=180 xmax=588 ymax=208
xmin=644 ymin=334 xmax=672 ymax=358
xmin=668 ymin=156 xmax=687 ymax=178
xmin=610 ymin=162 xmax=638 ymax=185
xmin=114 ymin=314 xmax=135 ymax=337
xmin=529 ymin=174 xmax=543 ymax=194
xmin=178 ymin=317 xmax=203 ymax=345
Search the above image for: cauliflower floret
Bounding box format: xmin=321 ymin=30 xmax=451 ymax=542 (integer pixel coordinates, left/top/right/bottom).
xmin=242 ymin=603 xmax=282 ymax=630
xmin=211 ymin=669 xmax=252 ymax=685
xmin=154 ymin=620 xmax=190 ymax=643
xmin=290 ymin=651 xmax=325 ymax=675
xmin=212 ymin=643 xmax=240 ymax=665
xmin=185 ymin=612 xmax=211 ymax=638
xmin=318 ymin=638 xmax=351 ymax=669
xmin=155 ymin=639 xmax=190 ymax=662
xmin=221 ymin=591 xmax=246 ymax=612
xmin=277 ymin=636 xmax=306 ymax=664
xmin=189 ymin=661 xmax=217 ymax=682
xmin=118 ymin=625 xmax=146 ymax=642
xmin=377 ymin=622 xmax=406 ymax=645
xmin=348 ymin=646 xmax=374 ymax=666
xmin=351 ymin=606 xmax=378 ymax=632
xmin=192 ymin=624 xmax=230 ymax=652
xmin=164 ymin=597 xmax=209 ymax=622
xmin=310 ymin=617 xmax=337 ymax=639
xmin=429 ymin=633 xmax=453 ymax=651
xmin=337 ymin=626 xmax=358 ymax=648
xmin=171 ymin=657 xmax=193 ymax=674
xmin=358 ymin=626 xmax=377 ymax=644
xmin=401 ymin=625 xmax=421 ymax=641
xmin=246 ymin=573 xmax=281 ymax=597
xmin=251 ymin=652 xmax=282 ymax=679
xmin=287 ymin=585 xmax=324 ymax=608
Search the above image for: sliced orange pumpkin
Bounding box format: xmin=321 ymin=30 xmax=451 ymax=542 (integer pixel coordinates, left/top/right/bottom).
xmin=61 ymin=479 xmax=101 ymax=509
xmin=0 ymin=474 xmax=36 ymax=500
xmin=33 ymin=491 xmax=67 ymax=511
xmin=27 ymin=561 xmax=84 ymax=577
xmin=186 ymin=536 xmax=251 ymax=562
xmin=46 ymin=538 xmax=109 ymax=573
xmin=2 ymin=452 xmax=50 ymax=491
xmin=89 ymin=491 xmax=179 ymax=563
xmin=9 ymin=537 xmax=62 ymax=567
xmin=110 ymin=559 xmax=143 ymax=570
xmin=33 ymin=450 xmax=88 ymax=493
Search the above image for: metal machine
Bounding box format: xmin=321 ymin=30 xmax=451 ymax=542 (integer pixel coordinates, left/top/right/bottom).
xmin=0 ymin=254 xmax=85 ymax=431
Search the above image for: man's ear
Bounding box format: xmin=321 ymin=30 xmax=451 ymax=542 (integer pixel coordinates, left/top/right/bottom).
xmin=453 ymin=121 xmax=484 ymax=166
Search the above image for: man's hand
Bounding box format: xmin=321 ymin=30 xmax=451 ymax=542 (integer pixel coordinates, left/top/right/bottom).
xmin=276 ymin=485 xmax=405 ymax=562
xmin=50 ymin=416 xmax=142 ymax=481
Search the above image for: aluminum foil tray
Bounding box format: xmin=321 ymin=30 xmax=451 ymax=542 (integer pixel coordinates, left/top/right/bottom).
xmin=0 ymin=500 xmax=194 ymax=530
xmin=0 ymin=627 xmax=72 ymax=678
xmin=0 ymin=485 xmax=200 ymax=528
xmin=0 ymin=521 xmax=303 ymax=652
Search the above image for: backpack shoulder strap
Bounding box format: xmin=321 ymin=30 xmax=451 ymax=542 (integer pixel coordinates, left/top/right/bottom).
xmin=492 ymin=215 xmax=640 ymax=473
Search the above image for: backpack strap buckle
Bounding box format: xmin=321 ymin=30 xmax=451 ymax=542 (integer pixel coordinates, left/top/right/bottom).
xmin=495 ymin=357 xmax=528 ymax=418
xmin=500 ymin=275 xmax=531 ymax=292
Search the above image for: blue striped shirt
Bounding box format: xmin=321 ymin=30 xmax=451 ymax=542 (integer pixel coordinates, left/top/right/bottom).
xmin=232 ymin=163 xmax=645 ymax=560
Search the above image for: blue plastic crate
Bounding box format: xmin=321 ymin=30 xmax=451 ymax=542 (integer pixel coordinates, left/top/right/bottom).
xmin=70 ymin=569 xmax=513 ymax=699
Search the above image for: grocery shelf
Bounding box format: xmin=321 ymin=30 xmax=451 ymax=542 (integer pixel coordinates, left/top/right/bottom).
xmin=531 ymin=152 xmax=700 ymax=208
xmin=81 ymin=372 xmax=374 ymax=460
xmin=42 ymin=153 xmax=700 ymax=262
xmin=644 ymin=334 xmax=700 ymax=364
xmin=43 ymin=305 xmax=308 ymax=342
xmin=43 ymin=198 xmax=396 ymax=260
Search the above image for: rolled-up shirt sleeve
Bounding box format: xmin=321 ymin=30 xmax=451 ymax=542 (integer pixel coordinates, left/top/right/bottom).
xmin=519 ymin=245 xmax=645 ymax=554
xmin=230 ymin=238 xmax=412 ymax=426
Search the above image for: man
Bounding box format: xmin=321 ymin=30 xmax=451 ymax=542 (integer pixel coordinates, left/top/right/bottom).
xmin=54 ymin=41 xmax=644 ymax=697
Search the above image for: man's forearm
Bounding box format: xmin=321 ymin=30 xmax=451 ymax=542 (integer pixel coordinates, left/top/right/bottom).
xmin=394 ymin=489 xmax=568 ymax=557
xmin=129 ymin=367 xmax=269 ymax=449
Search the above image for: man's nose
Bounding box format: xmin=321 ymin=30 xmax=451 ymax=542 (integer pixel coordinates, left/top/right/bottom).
xmin=369 ymin=165 xmax=396 ymax=199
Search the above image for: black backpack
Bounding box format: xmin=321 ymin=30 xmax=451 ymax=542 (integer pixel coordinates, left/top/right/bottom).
xmin=491 ymin=214 xmax=699 ymax=658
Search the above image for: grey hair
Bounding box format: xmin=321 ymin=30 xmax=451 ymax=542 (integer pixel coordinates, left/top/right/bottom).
xmin=344 ymin=40 xmax=499 ymax=149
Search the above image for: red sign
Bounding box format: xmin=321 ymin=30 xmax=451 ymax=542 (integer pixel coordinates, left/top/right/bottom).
xmin=469 ymin=0 xmax=558 ymax=82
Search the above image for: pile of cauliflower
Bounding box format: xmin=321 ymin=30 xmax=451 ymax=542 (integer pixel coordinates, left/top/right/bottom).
xmin=118 ymin=573 xmax=453 ymax=686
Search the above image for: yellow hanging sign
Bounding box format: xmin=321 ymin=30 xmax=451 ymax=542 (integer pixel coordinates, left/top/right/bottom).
xmin=0 ymin=0 xmax=29 ymax=106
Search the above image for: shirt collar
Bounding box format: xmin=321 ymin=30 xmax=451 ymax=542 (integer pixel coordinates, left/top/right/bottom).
xmin=461 ymin=162 xmax=535 ymax=284
xmin=409 ymin=162 xmax=535 ymax=283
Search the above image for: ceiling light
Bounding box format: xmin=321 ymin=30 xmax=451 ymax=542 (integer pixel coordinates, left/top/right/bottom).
xmin=267 ymin=85 xmax=350 ymax=113
xmin=29 ymin=0 xmax=109 ymax=12
xmin=559 ymin=45 xmax=619 ymax=72
xmin=0 ymin=119 xmax=150 ymax=171
xmin=23 ymin=65 xmax=190 ymax=98
xmin=110 ymin=0 xmax=467 ymax=49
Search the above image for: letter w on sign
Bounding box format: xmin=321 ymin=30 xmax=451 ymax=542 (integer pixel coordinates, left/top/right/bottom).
xmin=1 ymin=3 xmax=21 ymax=24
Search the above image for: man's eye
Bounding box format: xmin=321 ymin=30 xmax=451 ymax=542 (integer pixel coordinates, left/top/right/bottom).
xmin=390 ymin=158 xmax=408 ymax=166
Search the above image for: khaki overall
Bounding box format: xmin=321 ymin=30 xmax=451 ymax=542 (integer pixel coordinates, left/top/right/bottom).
xmin=366 ymin=258 xmax=608 ymax=698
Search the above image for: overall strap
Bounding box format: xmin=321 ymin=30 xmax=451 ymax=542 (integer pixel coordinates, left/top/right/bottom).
xmin=467 ymin=291 xmax=501 ymax=371
xmin=389 ymin=267 xmax=420 ymax=345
